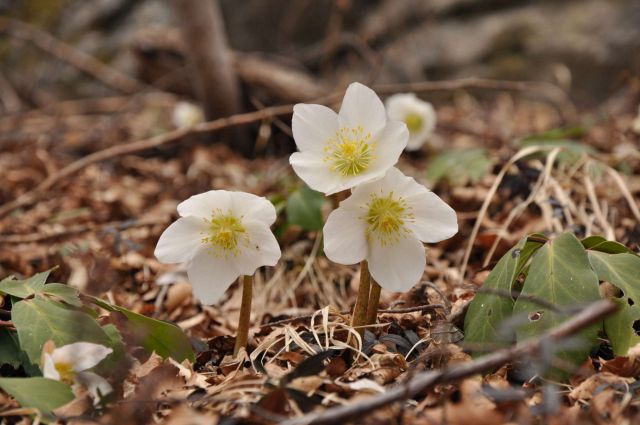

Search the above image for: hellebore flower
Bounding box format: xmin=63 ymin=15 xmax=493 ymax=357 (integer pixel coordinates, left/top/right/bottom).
xmin=154 ymin=190 xmax=281 ymax=305
xmin=323 ymin=167 xmax=457 ymax=292
xmin=290 ymin=82 xmax=409 ymax=195
xmin=385 ymin=93 xmax=436 ymax=151
xmin=42 ymin=342 xmax=113 ymax=404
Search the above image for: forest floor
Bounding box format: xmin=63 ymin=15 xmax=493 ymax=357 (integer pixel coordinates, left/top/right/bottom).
xmin=1 ymin=79 xmax=640 ymax=424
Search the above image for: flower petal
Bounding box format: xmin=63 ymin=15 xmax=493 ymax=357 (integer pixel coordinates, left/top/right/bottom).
xmin=338 ymin=82 xmax=386 ymax=135
xmin=290 ymin=152 xmax=341 ymax=195
xmin=230 ymin=192 xmax=277 ymax=226
xmin=75 ymin=371 xmax=113 ymax=405
xmin=406 ymin=190 xmax=458 ymax=243
xmin=177 ymin=190 xmax=232 ymax=218
xmin=368 ymin=236 xmax=425 ymax=292
xmin=232 ymin=219 xmax=281 ymax=276
xmin=323 ymin=207 xmax=367 ymax=265
xmin=372 ymin=120 xmax=408 ymax=170
xmin=42 ymin=353 xmax=60 ymax=381
xmin=292 ymin=103 xmax=339 ymax=154
xmin=187 ymin=249 xmax=240 ymax=305
xmin=154 ymin=216 xmax=206 ymax=264
xmin=52 ymin=342 xmax=113 ymax=372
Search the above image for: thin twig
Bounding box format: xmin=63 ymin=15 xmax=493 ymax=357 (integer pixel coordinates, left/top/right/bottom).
xmin=0 ymin=217 xmax=167 ymax=244
xmin=279 ymin=300 xmax=616 ymax=425
xmin=0 ymin=77 xmax=574 ymax=219
xmin=0 ymin=17 xmax=145 ymax=94
xmin=0 ymin=104 xmax=293 ymax=219
xmin=260 ymin=304 xmax=445 ymax=329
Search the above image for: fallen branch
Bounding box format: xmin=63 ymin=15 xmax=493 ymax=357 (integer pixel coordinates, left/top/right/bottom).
xmin=279 ymin=300 xmax=616 ymax=425
xmin=0 ymin=17 xmax=145 ymax=94
xmin=0 ymin=104 xmax=294 ymax=219
xmin=0 ymin=217 xmax=167 ymax=244
xmin=0 ymin=77 xmax=573 ymax=219
xmin=260 ymin=304 xmax=445 ymax=328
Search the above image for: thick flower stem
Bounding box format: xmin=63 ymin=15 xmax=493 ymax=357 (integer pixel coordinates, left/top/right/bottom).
xmin=365 ymin=281 xmax=381 ymax=326
xmin=350 ymin=261 xmax=371 ymax=342
xmin=234 ymin=275 xmax=253 ymax=356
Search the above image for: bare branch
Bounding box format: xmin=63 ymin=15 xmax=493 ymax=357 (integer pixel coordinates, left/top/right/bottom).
xmin=280 ymin=300 xmax=616 ymax=425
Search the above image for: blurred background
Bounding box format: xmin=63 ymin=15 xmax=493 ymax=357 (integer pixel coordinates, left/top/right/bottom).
xmin=2 ymin=0 xmax=640 ymax=109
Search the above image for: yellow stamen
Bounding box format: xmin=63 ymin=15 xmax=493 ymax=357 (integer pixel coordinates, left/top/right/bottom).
xmin=323 ymin=126 xmax=376 ymax=176
xmin=364 ymin=192 xmax=413 ymax=245
xmin=55 ymin=362 xmax=75 ymax=384
xmin=404 ymin=113 xmax=423 ymax=133
xmin=202 ymin=210 xmax=248 ymax=258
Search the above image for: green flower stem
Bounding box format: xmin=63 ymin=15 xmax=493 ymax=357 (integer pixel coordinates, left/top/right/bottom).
xmin=365 ymin=280 xmax=381 ymax=326
xmin=234 ymin=275 xmax=253 ymax=356
xmin=350 ymin=261 xmax=371 ymax=342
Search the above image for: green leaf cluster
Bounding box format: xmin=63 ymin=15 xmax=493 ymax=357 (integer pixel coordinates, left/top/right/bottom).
xmin=285 ymin=186 xmax=326 ymax=231
xmin=426 ymin=148 xmax=493 ymax=186
xmin=464 ymin=232 xmax=640 ymax=378
xmin=0 ymin=269 xmax=195 ymax=419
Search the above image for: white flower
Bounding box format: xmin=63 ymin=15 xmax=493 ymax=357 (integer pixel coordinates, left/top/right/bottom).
xmin=154 ymin=190 xmax=281 ymax=304
xmin=385 ymin=93 xmax=436 ymax=151
xmin=289 ymin=82 xmax=409 ymax=195
xmin=42 ymin=342 xmax=113 ymax=404
xmin=172 ymin=101 xmax=204 ymax=129
xmin=323 ymin=167 xmax=457 ymax=292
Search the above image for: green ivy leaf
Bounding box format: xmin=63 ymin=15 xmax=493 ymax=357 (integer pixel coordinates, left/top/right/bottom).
xmin=588 ymin=251 xmax=640 ymax=355
xmin=0 ymin=377 xmax=74 ymax=422
xmin=0 ymin=269 xmax=52 ymax=298
xmin=581 ymin=236 xmax=633 ymax=254
xmin=513 ymin=233 xmax=601 ymax=377
xmin=286 ymin=186 xmax=325 ymax=231
xmin=91 ymin=297 xmax=194 ymax=363
xmin=12 ymin=296 xmax=114 ymax=365
xmin=426 ymin=148 xmax=493 ymax=186
xmin=464 ymin=235 xmax=546 ymax=352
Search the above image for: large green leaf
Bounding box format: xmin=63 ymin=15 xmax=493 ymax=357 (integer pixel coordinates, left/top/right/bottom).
xmin=0 ymin=377 xmax=74 ymax=421
xmin=286 ymin=186 xmax=325 ymax=231
xmin=426 ymin=148 xmax=492 ymax=186
xmin=12 ymin=296 xmax=113 ymax=365
xmin=513 ymin=233 xmax=601 ymax=376
xmin=588 ymin=251 xmax=640 ymax=355
xmin=464 ymin=235 xmax=546 ymax=351
xmin=0 ymin=270 xmax=52 ymax=298
xmin=91 ymin=297 xmax=194 ymax=362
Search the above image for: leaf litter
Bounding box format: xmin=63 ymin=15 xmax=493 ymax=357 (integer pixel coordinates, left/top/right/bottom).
xmin=1 ymin=86 xmax=640 ymax=424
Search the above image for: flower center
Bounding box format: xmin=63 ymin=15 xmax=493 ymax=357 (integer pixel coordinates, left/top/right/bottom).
xmin=364 ymin=192 xmax=414 ymax=245
xmin=323 ymin=126 xmax=376 ymax=176
xmin=55 ymin=361 xmax=75 ymax=384
xmin=202 ymin=211 xmax=248 ymax=257
xmin=404 ymin=113 xmax=423 ymax=133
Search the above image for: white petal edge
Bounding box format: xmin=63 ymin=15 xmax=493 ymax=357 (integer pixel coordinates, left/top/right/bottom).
xmin=292 ymin=103 xmax=339 ymax=154
xmin=406 ymin=190 xmax=458 ymax=243
xmin=368 ymin=236 xmax=426 ymax=293
xmin=370 ymin=120 xmax=408 ymax=172
xmin=177 ymin=190 xmax=232 ymax=218
xmin=42 ymin=353 xmax=60 ymax=381
xmin=52 ymin=342 xmax=113 ymax=372
xmin=290 ymin=151 xmax=342 ymax=195
xmin=154 ymin=216 xmax=206 ymax=264
xmin=338 ymin=82 xmax=386 ymax=135
xmin=187 ymin=248 xmax=240 ymax=305
xmin=232 ymin=219 xmax=281 ymax=276
xmin=76 ymin=371 xmax=113 ymax=405
xmin=230 ymin=192 xmax=277 ymax=226
xmin=323 ymin=207 xmax=367 ymax=265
